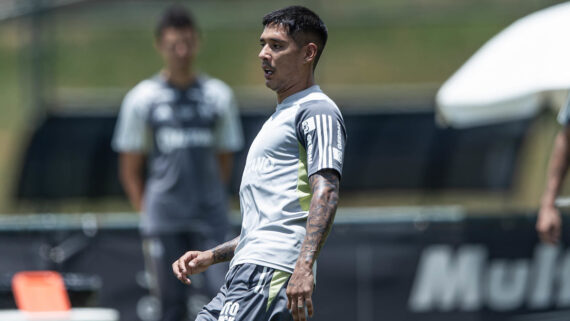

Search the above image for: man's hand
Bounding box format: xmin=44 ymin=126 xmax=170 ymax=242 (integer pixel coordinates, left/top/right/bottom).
xmin=172 ymin=250 xmax=214 ymax=285
xmin=286 ymin=264 xmax=314 ymax=321
xmin=536 ymin=206 xmax=562 ymax=244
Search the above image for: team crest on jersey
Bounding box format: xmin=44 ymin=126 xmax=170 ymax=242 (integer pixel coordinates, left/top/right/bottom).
xmin=196 ymin=100 xmax=215 ymax=119
xmin=302 ymin=117 xmax=316 ymax=134
xmin=153 ymin=104 xmax=173 ymax=122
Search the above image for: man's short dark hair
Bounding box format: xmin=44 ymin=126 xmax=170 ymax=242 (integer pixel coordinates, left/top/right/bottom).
xmin=262 ymin=6 xmax=328 ymax=69
xmin=155 ymin=5 xmax=198 ymax=39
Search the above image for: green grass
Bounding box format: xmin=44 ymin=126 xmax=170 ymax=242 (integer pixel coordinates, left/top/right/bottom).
xmin=0 ymin=24 xmax=23 ymax=130
xmin=44 ymin=20 xmax=512 ymax=89
xmin=321 ymin=24 xmax=501 ymax=84
xmin=30 ymin=0 xmax=566 ymax=89
xmin=50 ymin=27 xmax=162 ymax=88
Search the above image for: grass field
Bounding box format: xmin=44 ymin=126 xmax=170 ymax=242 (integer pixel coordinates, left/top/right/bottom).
xmin=0 ymin=0 xmax=559 ymax=89
xmin=0 ymin=0 xmax=566 ymax=213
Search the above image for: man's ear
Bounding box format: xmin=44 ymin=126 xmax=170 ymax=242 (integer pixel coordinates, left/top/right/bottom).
xmin=304 ymin=42 xmax=318 ymax=64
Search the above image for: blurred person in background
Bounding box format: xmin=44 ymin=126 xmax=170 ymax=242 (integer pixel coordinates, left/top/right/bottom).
xmin=537 ymin=96 xmax=570 ymax=244
xmin=172 ymin=6 xmax=346 ymax=321
xmin=111 ymin=5 xmax=243 ymax=321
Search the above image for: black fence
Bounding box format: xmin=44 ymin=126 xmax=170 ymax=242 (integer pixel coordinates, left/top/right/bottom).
xmin=0 ymin=209 xmax=567 ymax=321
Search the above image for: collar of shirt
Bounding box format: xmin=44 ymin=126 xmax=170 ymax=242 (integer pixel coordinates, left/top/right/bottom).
xmin=276 ymin=85 xmax=321 ymax=111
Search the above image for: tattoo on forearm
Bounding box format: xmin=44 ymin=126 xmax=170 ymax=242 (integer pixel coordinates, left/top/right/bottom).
xmin=211 ymin=236 xmax=240 ymax=264
xmin=301 ymin=169 xmax=340 ymax=265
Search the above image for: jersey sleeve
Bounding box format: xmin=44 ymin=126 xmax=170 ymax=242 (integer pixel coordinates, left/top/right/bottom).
xmin=558 ymin=94 xmax=570 ymax=126
xmin=211 ymin=82 xmax=244 ymax=152
xmin=295 ymin=100 xmax=347 ymax=178
xmin=111 ymin=87 xmax=151 ymax=153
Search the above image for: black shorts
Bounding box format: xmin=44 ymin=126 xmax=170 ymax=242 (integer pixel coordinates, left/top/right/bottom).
xmin=196 ymin=264 xmax=294 ymax=321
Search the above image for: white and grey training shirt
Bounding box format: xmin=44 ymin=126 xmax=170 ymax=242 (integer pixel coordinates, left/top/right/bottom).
xmin=112 ymin=74 xmax=243 ymax=235
xmin=231 ymin=85 xmax=347 ymax=274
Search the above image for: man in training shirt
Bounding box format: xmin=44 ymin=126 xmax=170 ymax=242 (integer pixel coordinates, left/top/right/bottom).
xmin=112 ymin=5 xmax=243 ymax=321
xmin=172 ymin=6 xmax=346 ymax=321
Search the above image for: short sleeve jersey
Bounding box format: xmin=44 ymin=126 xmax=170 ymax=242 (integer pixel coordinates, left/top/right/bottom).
xmin=112 ymin=74 xmax=244 ymax=235
xmin=230 ymin=85 xmax=346 ymax=274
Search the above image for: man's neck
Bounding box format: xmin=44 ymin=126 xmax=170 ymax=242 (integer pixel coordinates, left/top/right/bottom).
xmin=276 ymin=75 xmax=315 ymax=104
xmin=162 ymin=68 xmax=196 ymax=89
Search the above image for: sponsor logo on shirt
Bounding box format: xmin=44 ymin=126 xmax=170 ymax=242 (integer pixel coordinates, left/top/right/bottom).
xmin=218 ymin=301 xmax=240 ymax=321
xmin=306 ymin=133 xmax=314 ymax=165
xmin=243 ymin=156 xmax=275 ymax=175
xmin=302 ymin=117 xmax=316 ymax=134
xmin=333 ymin=119 xmax=344 ymax=164
xmin=336 ymin=120 xmax=343 ymax=150
xmin=156 ymin=127 xmax=214 ymax=153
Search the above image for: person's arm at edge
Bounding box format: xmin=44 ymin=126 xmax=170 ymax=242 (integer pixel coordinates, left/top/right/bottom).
xmin=118 ymin=152 xmax=146 ymax=212
xmin=172 ymin=235 xmax=240 ymax=285
xmin=287 ymin=169 xmax=340 ymax=321
xmin=537 ymin=127 xmax=570 ymax=244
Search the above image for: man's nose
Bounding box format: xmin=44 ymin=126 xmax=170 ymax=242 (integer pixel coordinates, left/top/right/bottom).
xmin=258 ymin=44 xmax=269 ymax=60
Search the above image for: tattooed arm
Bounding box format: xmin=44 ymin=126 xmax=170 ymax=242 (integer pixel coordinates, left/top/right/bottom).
xmin=172 ymin=236 xmax=240 ymax=285
xmin=287 ymin=169 xmax=340 ymax=321
xmin=211 ymin=236 xmax=240 ymax=263
xmin=300 ymin=169 xmax=340 ymax=267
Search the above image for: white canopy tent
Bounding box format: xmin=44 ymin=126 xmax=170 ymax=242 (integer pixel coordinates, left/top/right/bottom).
xmin=436 ymin=2 xmax=570 ymax=128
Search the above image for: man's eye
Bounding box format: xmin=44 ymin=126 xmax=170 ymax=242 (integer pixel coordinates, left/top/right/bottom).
xmin=272 ymin=44 xmax=282 ymax=50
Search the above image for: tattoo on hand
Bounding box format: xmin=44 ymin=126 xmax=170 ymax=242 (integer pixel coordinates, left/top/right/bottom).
xmin=211 ymin=236 xmax=239 ymax=264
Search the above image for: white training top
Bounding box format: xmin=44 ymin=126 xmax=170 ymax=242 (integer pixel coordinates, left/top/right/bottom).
xmin=231 ymin=85 xmax=347 ymax=274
